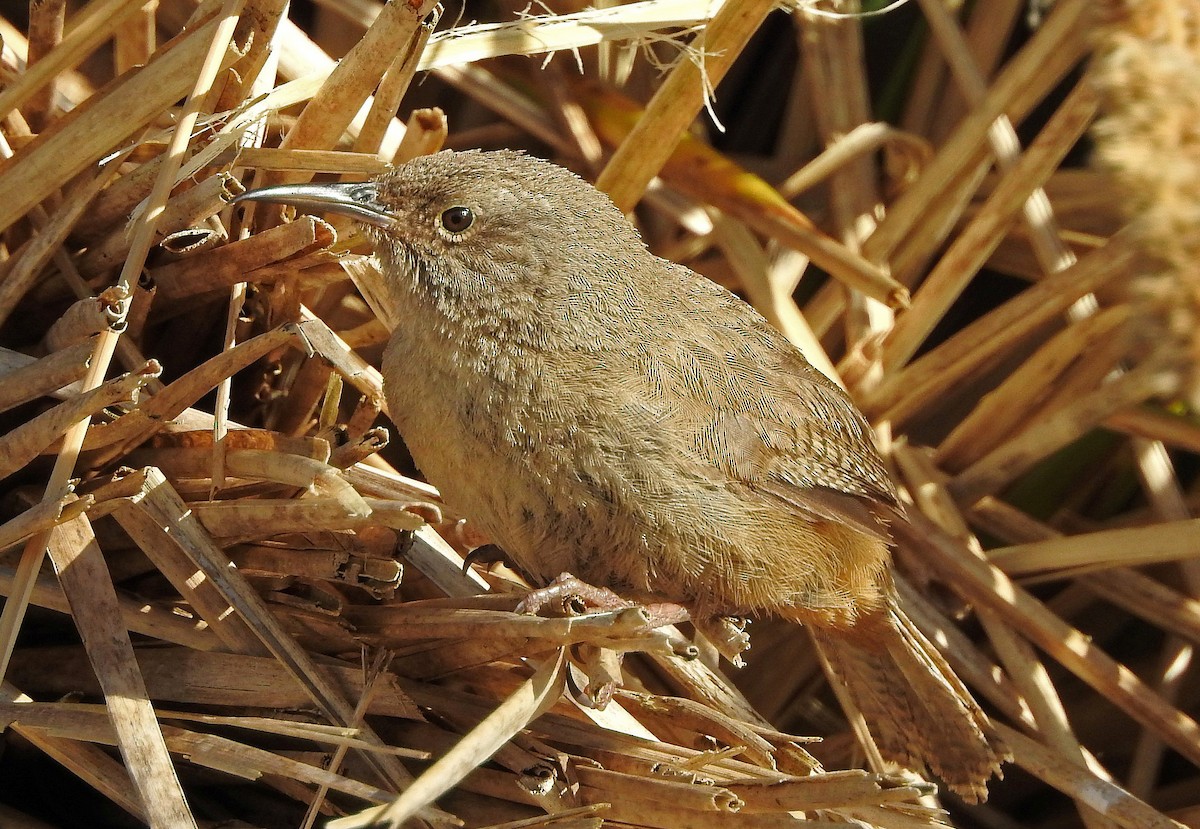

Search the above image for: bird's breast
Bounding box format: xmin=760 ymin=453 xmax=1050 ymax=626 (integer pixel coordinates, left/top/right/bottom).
xmin=381 ymin=327 xmax=620 ymax=573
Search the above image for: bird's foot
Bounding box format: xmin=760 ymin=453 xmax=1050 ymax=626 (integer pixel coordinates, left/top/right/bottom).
xmin=516 ymin=574 xmax=730 ymax=708
xmin=516 ymin=572 xmax=689 ymax=628
xmin=515 ymin=573 xmax=624 ymax=616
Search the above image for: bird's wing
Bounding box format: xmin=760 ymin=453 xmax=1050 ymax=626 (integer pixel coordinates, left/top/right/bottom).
xmin=632 ymin=285 xmax=901 ymax=541
xmin=698 ymin=365 xmax=899 ymax=542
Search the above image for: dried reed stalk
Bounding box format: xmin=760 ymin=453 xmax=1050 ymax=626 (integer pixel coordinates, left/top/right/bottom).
xmin=0 ymin=1 xmax=1195 ymax=827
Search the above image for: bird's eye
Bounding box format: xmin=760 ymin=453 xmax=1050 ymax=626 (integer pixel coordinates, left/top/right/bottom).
xmin=440 ymin=206 xmax=474 ymax=234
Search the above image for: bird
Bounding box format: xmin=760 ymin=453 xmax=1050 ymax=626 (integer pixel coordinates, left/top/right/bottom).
xmin=236 ymin=149 xmax=1006 ymax=800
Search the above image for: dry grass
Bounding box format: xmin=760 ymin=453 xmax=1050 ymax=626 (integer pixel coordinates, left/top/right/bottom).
xmin=0 ymin=0 xmax=1197 ymax=827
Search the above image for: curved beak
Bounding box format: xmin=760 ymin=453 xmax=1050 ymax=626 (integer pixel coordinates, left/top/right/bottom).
xmin=234 ymin=181 xmax=393 ymax=227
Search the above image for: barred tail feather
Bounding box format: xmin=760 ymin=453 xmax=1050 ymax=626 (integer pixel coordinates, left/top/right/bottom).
xmin=810 ymin=604 xmax=1006 ymax=802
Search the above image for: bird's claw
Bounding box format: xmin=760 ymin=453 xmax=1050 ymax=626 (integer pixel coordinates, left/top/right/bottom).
xmin=461 ymin=543 xmax=513 ymax=575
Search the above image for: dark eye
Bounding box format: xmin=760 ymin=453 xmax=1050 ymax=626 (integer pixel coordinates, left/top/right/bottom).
xmin=440 ymin=206 xmax=474 ymax=234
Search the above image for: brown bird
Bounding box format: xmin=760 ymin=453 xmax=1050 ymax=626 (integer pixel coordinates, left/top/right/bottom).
xmin=238 ymin=149 xmax=1005 ymax=799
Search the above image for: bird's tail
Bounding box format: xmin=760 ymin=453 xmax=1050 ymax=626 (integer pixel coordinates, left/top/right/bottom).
xmin=810 ymin=604 xmax=1006 ymax=802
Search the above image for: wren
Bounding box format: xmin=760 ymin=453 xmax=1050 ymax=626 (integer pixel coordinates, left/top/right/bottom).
xmin=238 ymin=149 xmax=1005 ymax=799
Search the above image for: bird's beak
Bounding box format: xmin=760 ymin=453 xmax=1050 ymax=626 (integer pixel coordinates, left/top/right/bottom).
xmin=233 ymin=181 xmax=393 ymax=227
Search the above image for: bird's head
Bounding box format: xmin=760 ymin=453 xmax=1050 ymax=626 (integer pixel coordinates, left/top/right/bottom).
xmin=236 ymin=150 xmax=645 ymax=312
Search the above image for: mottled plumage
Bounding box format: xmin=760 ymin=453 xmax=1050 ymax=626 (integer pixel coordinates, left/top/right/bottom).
xmin=238 ymin=149 xmax=1005 ymax=800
